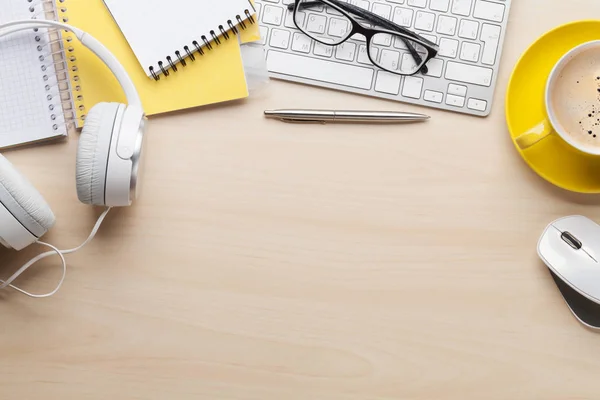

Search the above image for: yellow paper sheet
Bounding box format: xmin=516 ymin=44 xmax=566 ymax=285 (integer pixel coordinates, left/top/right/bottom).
xmin=59 ymin=0 xmax=249 ymax=125
xmin=240 ymin=1 xmax=261 ymax=43
xmin=240 ymin=19 xmax=261 ymax=43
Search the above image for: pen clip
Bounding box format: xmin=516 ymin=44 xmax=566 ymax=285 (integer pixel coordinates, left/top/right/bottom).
xmin=279 ymin=118 xmax=328 ymax=124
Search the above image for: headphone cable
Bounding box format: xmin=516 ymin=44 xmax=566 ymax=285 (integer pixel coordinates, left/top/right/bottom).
xmin=0 ymin=207 xmax=112 ymax=298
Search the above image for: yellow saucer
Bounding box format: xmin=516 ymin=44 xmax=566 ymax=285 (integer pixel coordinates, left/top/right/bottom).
xmin=506 ymin=20 xmax=600 ymax=193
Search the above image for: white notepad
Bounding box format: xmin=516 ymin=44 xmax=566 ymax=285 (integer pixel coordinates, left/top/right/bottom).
xmin=102 ymin=0 xmax=256 ymax=80
xmin=0 ymin=0 xmax=71 ymax=149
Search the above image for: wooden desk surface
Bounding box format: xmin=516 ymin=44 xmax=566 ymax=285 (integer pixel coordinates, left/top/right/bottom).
xmin=3 ymin=1 xmax=600 ymax=398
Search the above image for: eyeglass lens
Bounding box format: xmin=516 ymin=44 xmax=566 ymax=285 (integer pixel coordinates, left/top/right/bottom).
xmin=294 ymin=0 xmax=353 ymax=45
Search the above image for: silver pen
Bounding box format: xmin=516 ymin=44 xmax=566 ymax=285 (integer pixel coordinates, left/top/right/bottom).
xmin=264 ymin=109 xmax=430 ymax=124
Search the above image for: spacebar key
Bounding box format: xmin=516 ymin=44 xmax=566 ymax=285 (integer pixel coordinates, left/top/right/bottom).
xmin=445 ymin=61 xmax=493 ymax=87
xmin=267 ymin=50 xmax=374 ymax=90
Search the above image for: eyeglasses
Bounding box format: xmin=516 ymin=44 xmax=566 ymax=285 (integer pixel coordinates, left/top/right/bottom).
xmin=288 ymin=0 xmax=439 ymax=76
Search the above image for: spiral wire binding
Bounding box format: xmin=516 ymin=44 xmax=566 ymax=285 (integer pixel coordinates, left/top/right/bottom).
xmin=28 ymin=0 xmax=77 ymax=132
xmin=148 ymin=4 xmax=256 ymax=81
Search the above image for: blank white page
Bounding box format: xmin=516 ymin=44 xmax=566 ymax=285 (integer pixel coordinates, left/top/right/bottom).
xmin=0 ymin=0 xmax=67 ymax=148
xmin=103 ymin=0 xmax=255 ymax=78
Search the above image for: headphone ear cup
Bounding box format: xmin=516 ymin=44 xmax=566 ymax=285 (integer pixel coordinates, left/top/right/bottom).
xmin=76 ymin=102 xmax=122 ymax=206
xmin=0 ymin=154 xmax=55 ymax=248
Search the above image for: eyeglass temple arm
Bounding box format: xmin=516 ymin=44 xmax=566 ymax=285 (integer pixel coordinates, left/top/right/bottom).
xmin=288 ymin=1 xmax=437 ymax=72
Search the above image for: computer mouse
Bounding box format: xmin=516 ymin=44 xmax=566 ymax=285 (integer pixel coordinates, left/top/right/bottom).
xmin=538 ymin=215 xmax=600 ymax=330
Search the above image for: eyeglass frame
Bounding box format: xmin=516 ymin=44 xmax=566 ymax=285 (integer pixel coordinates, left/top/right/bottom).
xmin=288 ymin=0 xmax=440 ymax=76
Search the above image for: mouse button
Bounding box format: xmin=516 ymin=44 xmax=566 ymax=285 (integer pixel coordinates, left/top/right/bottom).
xmin=552 ymin=216 xmax=600 ymax=246
xmin=582 ymin=245 xmax=599 ymax=264
xmin=538 ymin=227 xmax=573 ymax=270
xmin=562 ymin=267 xmax=600 ymax=305
xmin=561 ymin=231 xmax=582 ymax=250
xmin=547 ymin=256 xmax=600 ymax=304
xmin=551 ymin=215 xmax=593 ymax=230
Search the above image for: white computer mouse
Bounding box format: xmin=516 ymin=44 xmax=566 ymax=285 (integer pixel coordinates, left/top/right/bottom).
xmin=538 ymin=215 xmax=600 ymax=329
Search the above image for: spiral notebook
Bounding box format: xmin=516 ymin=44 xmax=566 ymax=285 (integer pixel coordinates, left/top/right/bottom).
xmin=0 ymin=0 xmax=73 ymax=149
xmin=57 ymin=0 xmax=256 ymax=126
xmin=102 ymin=0 xmax=257 ymax=80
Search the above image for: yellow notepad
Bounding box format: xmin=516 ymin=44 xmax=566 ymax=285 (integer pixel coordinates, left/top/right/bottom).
xmin=58 ymin=0 xmax=256 ymax=126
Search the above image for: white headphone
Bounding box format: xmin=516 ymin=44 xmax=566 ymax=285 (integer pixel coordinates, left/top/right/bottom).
xmin=0 ymin=20 xmax=146 ymax=296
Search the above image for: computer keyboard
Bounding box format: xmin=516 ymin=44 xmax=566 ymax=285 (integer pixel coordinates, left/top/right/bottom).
xmin=254 ymin=0 xmax=512 ymax=116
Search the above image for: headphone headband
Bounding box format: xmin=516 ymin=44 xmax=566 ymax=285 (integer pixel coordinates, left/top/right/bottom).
xmin=0 ymin=20 xmax=142 ymax=108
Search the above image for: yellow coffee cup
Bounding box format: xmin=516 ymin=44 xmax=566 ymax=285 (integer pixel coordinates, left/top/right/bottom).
xmin=516 ymin=40 xmax=600 ymax=155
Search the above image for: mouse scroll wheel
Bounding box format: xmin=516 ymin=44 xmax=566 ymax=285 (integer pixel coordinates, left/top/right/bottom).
xmin=561 ymin=231 xmax=582 ymax=250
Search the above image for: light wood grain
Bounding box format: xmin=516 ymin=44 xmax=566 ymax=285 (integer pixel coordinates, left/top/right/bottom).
xmin=2 ymin=1 xmax=600 ymax=398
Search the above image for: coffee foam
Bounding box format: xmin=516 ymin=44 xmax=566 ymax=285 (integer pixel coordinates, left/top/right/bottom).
xmin=551 ymin=47 xmax=600 ymax=150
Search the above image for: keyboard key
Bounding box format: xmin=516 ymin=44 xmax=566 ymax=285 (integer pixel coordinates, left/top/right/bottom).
xmin=458 ymin=19 xmax=479 ymax=40
xmin=400 ymin=53 xmax=419 ymax=74
xmin=259 ymin=26 xmax=269 ymax=45
xmin=473 ymin=0 xmax=505 ymax=22
xmin=255 ymin=3 xmax=262 ymax=18
xmin=460 ymin=41 xmax=480 ymax=62
xmin=375 ymin=71 xmax=402 ymax=95
xmin=270 ymin=29 xmax=291 ymax=49
xmin=445 ymin=61 xmax=493 ymax=86
xmin=314 ymin=42 xmax=334 ymax=57
xmin=284 ymin=9 xmax=296 ymax=28
xmin=436 ymin=15 xmax=457 ymax=35
xmin=439 ymin=37 xmax=458 ymax=58
xmin=374 ymin=32 xmax=394 ymax=46
xmin=424 ymin=90 xmax=444 ymax=103
xmin=480 ymin=23 xmax=501 ymax=65
xmin=307 ymin=13 xmax=327 ymax=34
xmin=415 ymin=11 xmax=436 ymax=31
xmin=446 ymin=94 xmax=466 ymax=107
xmin=267 ymin=50 xmax=374 ymax=90
xmin=402 ymin=76 xmax=424 ymax=98
xmin=467 ymin=98 xmax=487 ymax=111
xmin=448 ymin=83 xmax=467 ymax=96
xmin=372 ymin=2 xmax=392 ymax=19
xmin=294 ymin=11 xmax=307 ymax=28
xmin=393 ymin=7 xmax=414 ymax=27
xmin=285 ymin=8 xmax=305 ymax=27
xmin=291 ymin=32 xmax=312 ymax=53
xmin=349 ymin=0 xmax=370 ymax=10
xmin=394 ymin=35 xmax=409 ymax=49
xmin=420 ymin=33 xmax=437 ymax=44
xmin=335 ymin=42 xmax=357 ymax=61
xmin=357 ymin=45 xmax=376 ymax=64
xmin=430 ymin=0 xmax=450 ymax=12
xmin=329 ymin=17 xmax=351 ymax=38
xmin=380 ymin=49 xmax=401 ymax=70
xmin=424 ymin=58 xmax=444 ymax=77
xmin=451 ymin=0 xmax=473 ymax=16
xmin=408 ymin=0 xmax=427 ymax=8
xmin=262 ymin=5 xmax=284 ymax=26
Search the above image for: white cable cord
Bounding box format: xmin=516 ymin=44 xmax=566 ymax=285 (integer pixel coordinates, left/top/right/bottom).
xmin=0 ymin=207 xmax=112 ymax=298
